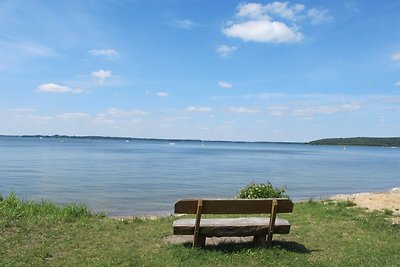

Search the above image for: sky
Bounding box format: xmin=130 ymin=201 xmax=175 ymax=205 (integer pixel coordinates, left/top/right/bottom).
xmin=1 ymin=0 xmax=400 ymax=142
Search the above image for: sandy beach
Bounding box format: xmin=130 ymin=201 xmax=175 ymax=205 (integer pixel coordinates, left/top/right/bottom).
xmin=332 ymin=187 xmax=400 ymax=223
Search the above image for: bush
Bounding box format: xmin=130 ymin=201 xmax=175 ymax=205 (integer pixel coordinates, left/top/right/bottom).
xmin=237 ymin=182 xmax=288 ymax=199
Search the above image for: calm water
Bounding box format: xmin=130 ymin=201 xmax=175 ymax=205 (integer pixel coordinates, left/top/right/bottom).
xmin=0 ymin=136 xmax=399 ymax=216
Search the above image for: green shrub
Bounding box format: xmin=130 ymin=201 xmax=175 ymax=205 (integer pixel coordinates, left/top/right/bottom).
xmin=237 ymin=182 xmax=288 ymax=199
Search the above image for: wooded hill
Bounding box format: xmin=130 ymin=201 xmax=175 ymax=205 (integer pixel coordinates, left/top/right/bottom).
xmin=309 ymin=137 xmax=400 ymax=147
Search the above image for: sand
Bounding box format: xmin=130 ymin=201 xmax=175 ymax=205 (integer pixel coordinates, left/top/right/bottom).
xmin=332 ymin=187 xmax=400 ymax=223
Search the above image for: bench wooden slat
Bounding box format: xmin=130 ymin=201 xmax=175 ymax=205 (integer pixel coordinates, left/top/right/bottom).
xmin=173 ymin=217 xmax=291 ymax=237
xmin=174 ymin=198 xmax=293 ymax=214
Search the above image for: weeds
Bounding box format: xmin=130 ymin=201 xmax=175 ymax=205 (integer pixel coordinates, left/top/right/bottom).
xmin=237 ymin=182 xmax=288 ymax=199
xmin=383 ymin=209 xmax=394 ymax=216
xmin=0 ymin=193 xmax=95 ymax=223
xmin=337 ymin=200 xmax=357 ymax=208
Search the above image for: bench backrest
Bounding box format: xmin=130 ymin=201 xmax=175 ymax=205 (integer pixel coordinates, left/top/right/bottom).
xmin=175 ymin=198 xmax=293 ymax=214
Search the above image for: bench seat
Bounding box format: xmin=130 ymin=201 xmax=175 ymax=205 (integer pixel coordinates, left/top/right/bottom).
xmin=174 ymin=217 xmax=291 ymax=237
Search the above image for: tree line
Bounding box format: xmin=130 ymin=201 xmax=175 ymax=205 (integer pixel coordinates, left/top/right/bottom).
xmin=309 ymin=137 xmax=400 ymax=147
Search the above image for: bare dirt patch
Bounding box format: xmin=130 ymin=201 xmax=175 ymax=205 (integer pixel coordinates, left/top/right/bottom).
xmin=163 ymin=235 xmax=254 ymax=246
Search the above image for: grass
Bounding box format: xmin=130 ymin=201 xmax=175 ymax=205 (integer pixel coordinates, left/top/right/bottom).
xmin=1 ymin=194 xmax=399 ymax=266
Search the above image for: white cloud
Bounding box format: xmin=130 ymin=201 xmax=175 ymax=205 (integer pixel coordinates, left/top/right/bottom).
xmin=383 ymin=97 xmax=400 ymax=103
xmin=294 ymin=103 xmax=361 ymax=117
xmin=237 ymin=3 xmax=268 ymax=19
xmin=218 ymin=81 xmax=233 ymax=88
xmin=28 ymin=115 xmax=53 ymax=122
xmin=57 ymin=113 xmax=90 ymax=120
xmin=8 ymin=108 xmax=35 ymax=113
xmin=38 ymin=83 xmax=69 ymax=93
xmin=173 ymin=19 xmax=195 ymax=29
xmin=216 ymin=45 xmax=237 ymax=57
xmin=228 ymin=106 xmax=260 ymax=114
xmin=13 ymin=42 xmax=55 ymax=57
xmin=223 ymin=20 xmax=303 ymax=43
xmin=156 ymin=92 xmax=169 ymax=97
xmin=88 ymin=49 xmax=118 ymax=57
xmin=268 ymin=106 xmax=289 ymax=116
xmin=345 ymin=0 xmax=360 ymax=14
xmin=106 ymin=108 xmax=148 ymax=116
xmin=395 ymin=81 xmax=400 ymax=87
xmin=145 ymin=90 xmax=169 ymax=97
xmin=72 ymin=88 xmax=83 ymax=94
xmin=236 ymin=2 xmax=308 ymax=21
xmin=307 ymin=8 xmax=332 ymax=25
xmin=391 ymin=52 xmax=400 ymax=61
xmin=340 ymin=103 xmax=361 ymax=110
xmin=264 ymin=2 xmax=305 ymax=21
xmin=223 ymin=2 xmax=331 ymax=43
xmin=186 ymin=106 xmax=212 ymax=112
xmin=91 ymin=69 xmax=112 ymax=83
xmin=36 ymin=83 xmax=82 ymax=94
xmin=93 ymin=115 xmax=114 ymax=124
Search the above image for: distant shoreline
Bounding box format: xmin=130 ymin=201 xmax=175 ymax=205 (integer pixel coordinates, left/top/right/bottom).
xmin=2 ymin=134 xmax=400 ymax=147
xmin=309 ymin=137 xmax=400 ymax=147
xmin=0 ymin=134 xmax=303 ymax=145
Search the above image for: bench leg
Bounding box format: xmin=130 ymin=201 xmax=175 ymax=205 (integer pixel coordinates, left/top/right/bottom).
xmin=198 ymin=235 xmax=206 ymax=247
xmin=194 ymin=235 xmax=206 ymax=248
xmin=253 ymin=234 xmax=267 ymax=247
xmin=266 ymin=233 xmax=273 ymax=247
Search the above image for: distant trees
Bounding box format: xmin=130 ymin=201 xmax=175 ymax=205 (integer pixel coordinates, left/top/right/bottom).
xmin=309 ymin=137 xmax=400 ymax=147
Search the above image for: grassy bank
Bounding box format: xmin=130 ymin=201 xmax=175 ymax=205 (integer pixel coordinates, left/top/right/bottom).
xmin=1 ymin=194 xmax=399 ymax=266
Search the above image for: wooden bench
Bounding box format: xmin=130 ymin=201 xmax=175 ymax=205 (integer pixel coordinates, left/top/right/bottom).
xmin=173 ymin=198 xmax=293 ymax=247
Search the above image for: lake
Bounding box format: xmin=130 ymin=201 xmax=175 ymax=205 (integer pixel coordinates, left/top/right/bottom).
xmin=0 ymin=136 xmax=399 ymax=216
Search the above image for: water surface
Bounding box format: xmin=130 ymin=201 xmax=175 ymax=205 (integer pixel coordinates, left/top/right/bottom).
xmin=0 ymin=136 xmax=398 ymax=216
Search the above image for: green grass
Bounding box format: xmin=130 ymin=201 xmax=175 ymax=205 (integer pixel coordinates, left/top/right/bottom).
xmin=1 ymin=194 xmax=399 ymax=266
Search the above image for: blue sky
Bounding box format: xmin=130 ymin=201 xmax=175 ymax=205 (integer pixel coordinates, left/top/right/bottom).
xmin=1 ymin=0 xmax=400 ymax=142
